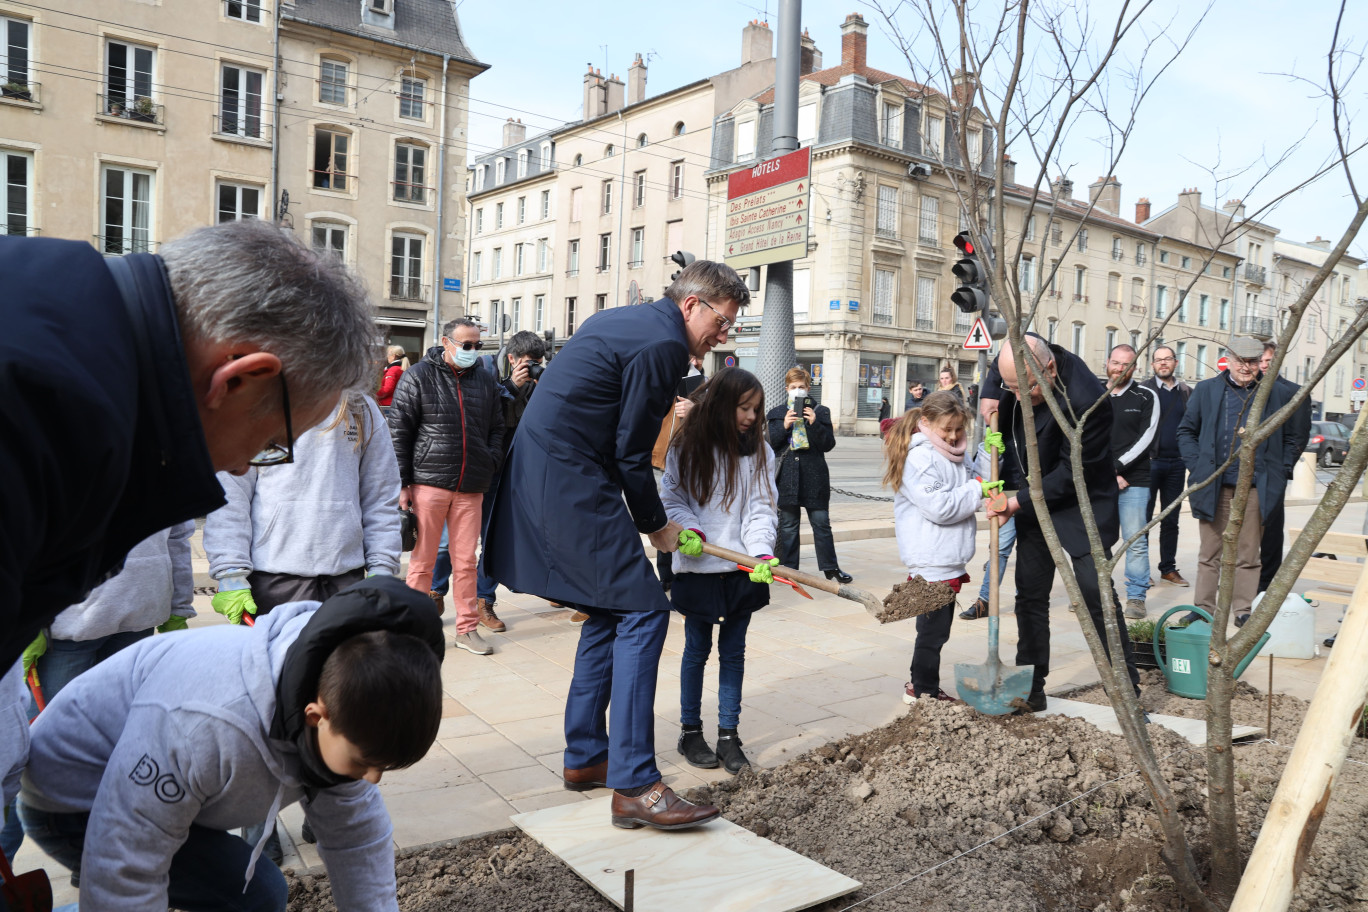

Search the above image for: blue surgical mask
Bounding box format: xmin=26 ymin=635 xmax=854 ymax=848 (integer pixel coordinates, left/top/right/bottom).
xmin=453 ymin=347 xmax=479 ymax=369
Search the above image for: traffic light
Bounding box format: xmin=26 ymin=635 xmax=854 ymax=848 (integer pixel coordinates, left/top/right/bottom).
xmin=951 ymin=231 xmax=988 ymax=314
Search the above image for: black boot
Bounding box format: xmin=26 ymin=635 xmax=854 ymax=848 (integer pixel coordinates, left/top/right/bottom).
xmin=824 ymin=568 xmax=854 ymax=584
xmin=715 ymin=728 xmax=750 ymax=775
xmin=677 ymin=725 xmax=718 ymax=769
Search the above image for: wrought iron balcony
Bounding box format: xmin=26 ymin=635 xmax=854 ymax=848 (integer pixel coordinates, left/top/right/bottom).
xmin=392 ymin=181 xmax=430 ymax=203
xmin=94 ymin=234 xmax=156 ymax=255
xmin=99 ymin=94 xmax=163 ymax=125
xmin=213 ymin=113 xmax=270 ymax=142
xmin=389 ymin=278 xmax=428 ymax=302
xmin=1244 ymin=263 xmax=1268 ymax=285
xmin=1239 ymin=315 xmax=1275 ymax=339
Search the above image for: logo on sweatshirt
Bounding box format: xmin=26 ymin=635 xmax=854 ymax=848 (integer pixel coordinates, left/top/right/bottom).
xmin=130 ymin=754 xmax=186 ymax=804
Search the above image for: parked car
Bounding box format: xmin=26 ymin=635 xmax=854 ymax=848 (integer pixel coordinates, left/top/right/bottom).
xmin=1309 ymin=420 xmax=1351 ymax=467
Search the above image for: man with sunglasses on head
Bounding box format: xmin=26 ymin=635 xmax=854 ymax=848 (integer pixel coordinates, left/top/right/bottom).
xmin=387 ymin=318 xmax=505 ymax=656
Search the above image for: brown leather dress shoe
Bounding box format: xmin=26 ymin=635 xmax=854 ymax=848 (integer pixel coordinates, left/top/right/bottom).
xmin=563 ymin=760 xmax=608 ymax=792
xmin=477 ymin=598 xmax=507 ymax=633
xmin=610 ymin=781 xmax=720 ymax=830
xmin=1161 ymin=571 xmax=1190 ymax=587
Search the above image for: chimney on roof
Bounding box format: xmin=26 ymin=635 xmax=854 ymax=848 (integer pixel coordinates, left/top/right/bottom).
xmin=1001 ymin=154 xmax=1016 ymax=186
xmin=1222 ymin=197 xmax=1246 ymax=220
xmin=583 ymin=64 xmax=606 ymax=119
xmin=502 ymin=117 xmax=526 ymax=147
xmin=605 ymin=73 xmax=625 ymax=114
xmin=1051 ymin=175 xmax=1074 ymax=201
xmin=628 ymin=53 xmax=647 ymax=105
xmin=950 ymin=68 xmax=978 ymax=108
xmin=1308 ymin=235 xmax=1331 ymax=250
xmin=1135 ymin=197 xmax=1151 ymax=223
xmin=800 ymin=28 xmax=821 ymax=76
xmin=840 ymin=12 xmax=867 ymax=72
xmin=1088 ymin=175 xmax=1120 ymax=215
xmin=1179 ymin=187 xmax=1201 ymax=210
xmin=742 ymin=19 xmax=773 ymax=65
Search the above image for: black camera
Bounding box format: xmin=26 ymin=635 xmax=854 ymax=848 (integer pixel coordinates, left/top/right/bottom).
xmin=526 ymin=363 xmax=545 ymax=382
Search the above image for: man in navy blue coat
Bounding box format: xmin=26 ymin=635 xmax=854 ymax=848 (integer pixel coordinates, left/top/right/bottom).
xmin=486 ymin=261 xmax=747 ymax=830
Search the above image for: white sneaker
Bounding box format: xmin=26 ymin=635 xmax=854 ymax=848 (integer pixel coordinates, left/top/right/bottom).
xmin=456 ymin=630 xmax=494 ymax=655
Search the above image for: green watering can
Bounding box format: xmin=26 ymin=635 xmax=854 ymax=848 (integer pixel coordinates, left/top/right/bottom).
xmin=1154 ymin=606 xmax=1270 ymax=699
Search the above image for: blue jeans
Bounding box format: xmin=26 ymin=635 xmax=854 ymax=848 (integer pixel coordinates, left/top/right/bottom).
xmin=1118 ymin=484 xmax=1152 ymax=601
xmin=30 ymin=628 xmax=153 ymax=718
xmin=977 ymin=516 xmax=1017 ymax=602
xmin=16 ymin=804 xmax=288 ymax=912
xmin=679 ymin=611 xmax=753 ymax=730
xmin=432 ymin=472 xmax=501 ymax=603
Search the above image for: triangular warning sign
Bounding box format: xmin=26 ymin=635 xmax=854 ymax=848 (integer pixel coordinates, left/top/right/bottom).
xmin=962 ymin=317 xmax=993 ymax=350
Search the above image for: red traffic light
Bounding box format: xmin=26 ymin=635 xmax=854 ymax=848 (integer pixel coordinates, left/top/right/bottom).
xmin=953 ymin=231 xmax=975 ymax=256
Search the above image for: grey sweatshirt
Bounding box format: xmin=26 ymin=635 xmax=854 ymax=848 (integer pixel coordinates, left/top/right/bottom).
xmin=662 ymin=444 xmax=777 ymax=574
xmin=204 ymin=396 xmax=402 ymax=579
xmin=48 ymin=521 xmax=195 ymax=641
xmin=22 ymin=601 xmax=400 ymax=911
xmin=894 ymin=434 xmax=983 ymax=581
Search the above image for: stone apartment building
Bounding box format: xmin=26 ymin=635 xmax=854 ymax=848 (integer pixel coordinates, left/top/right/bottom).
xmin=0 ymin=0 xmax=483 ymax=361
xmin=1271 ymin=236 xmax=1364 ymax=420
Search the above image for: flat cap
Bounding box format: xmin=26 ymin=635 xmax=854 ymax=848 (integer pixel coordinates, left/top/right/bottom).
xmin=1227 ymin=335 xmax=1265 ymax=360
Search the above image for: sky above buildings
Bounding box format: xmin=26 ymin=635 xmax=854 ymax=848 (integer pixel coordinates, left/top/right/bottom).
xmin=457 ymin=0 xmax=1366 ymax=256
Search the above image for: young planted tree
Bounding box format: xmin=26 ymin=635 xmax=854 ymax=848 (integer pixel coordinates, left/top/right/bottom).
xmin=869 ymin=0 xmax=1367 ymax=906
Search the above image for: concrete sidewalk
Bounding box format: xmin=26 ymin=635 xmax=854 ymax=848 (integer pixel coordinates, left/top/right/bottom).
xmin=17 ymin=496 xmax=1358 ymax=895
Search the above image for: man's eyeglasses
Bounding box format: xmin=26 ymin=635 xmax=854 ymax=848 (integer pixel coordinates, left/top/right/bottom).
xmin=1153 ymin=357 xmax=1176 ymax=364
xmin=248 ymin=373 xmax=294 ymax=467
xmin=697 ymin=299 xmax=733 ymax=332
xmin=445 ymin=338 xmax=484 ymax=351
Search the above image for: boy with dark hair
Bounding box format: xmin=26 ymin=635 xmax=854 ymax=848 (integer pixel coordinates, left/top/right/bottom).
xmin=16 ymin=577 xmax=443 ymax=912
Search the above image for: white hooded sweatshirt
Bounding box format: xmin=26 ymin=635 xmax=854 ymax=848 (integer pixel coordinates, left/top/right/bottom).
xmin=893 ymin=432 xmax=983 ymax=581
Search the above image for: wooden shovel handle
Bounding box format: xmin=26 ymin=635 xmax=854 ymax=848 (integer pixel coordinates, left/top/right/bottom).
xmin=698 ymin=542 xmax=843 ymax=595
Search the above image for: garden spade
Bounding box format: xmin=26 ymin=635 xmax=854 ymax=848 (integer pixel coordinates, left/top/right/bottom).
xmin=955 ymin=413 xmax=1034 ymax=715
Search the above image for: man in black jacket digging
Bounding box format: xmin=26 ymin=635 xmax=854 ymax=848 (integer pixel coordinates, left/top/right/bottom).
xmin=989 ymin=335 xmax=1141 ymax=711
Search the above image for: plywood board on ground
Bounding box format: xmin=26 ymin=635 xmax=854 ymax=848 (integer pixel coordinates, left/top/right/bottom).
xmin=1042 ymin=697 xmax=1263 ymax=744
xmin=512 ymin=796 xmax=860 ymax=912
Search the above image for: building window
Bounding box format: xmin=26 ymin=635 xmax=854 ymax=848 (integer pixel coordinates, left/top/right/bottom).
xmin=634 ymin=170 xmax=646 ymax=208
xmin=876 ymin=186 xmax=898 ymax=239
xmin=101 ymin=166 xmax=154 ymax=254
xmin=491 ymin=247 xmax=502 ymax=279
xmin=1047 ymin=318 xmax=1058 ymax=343
xmin=670 ymin=161 xmax=684 ymax=200
xmin=793 ymin=268 xmax=810 ymax=323
xmin=1158 ymin=249 xmax=1169 ymax=265
xmin=399 ymin=75 xmax=425 ymax=119
xmin=1155 ymin=285 xmax=1168 ymax=319
xmin=1135 ymin=242 xmax=1146 ymax=265
xmin=637 ymin=132 xmax=648 ymax=148
xmin=319 ymin=57 xmax=348 ymax=105
xmin=471 ymin=250 xmax=481 ymax=283
xmin=604 ymin=144 xmax=614 ymax=158
xmin=1199 ymin=294 xmax=1210 ymax=326
xmin=1023 ymin=215 xmax=1035 ymax=240
xmin=602 ymin=179 xmax=612 ymax=214
xmin=311 ymin=222 xmax=346 ymax=262
xmin=924 ymin=114 xmax=943 ymax=157
xmin=0 ymin=17 xmax=30 ymax=100
xmin=736 ymin=120 xmax=757 ymax=161
xmin=219 ymin=64 xmax=265 ymax=138
xmin=312 ymin=128 xmax=351 ymax=190
xmin=369 ymin=0 xmax=392 ymax=13
xmin=1181 ymin=255 xmax=1192 ymax=269
xmin=630 ymin=227 xmax=644 ymax=267
xmin=225 ymin=0 xmax=263 ymax=23
xmin=1077 ymin=229 xmax=1088 ymax=252
xmin=1222 ymin=265 xmax=1232 ymax=279
xmin=967 ymin=130 xmax=982 ymax=167
xmin=1219 ymin=297 xmax=1230 ymax=331
xmin=534 ymin=295 xmax=545 ymax=331
xmin=872 ymin=268 xmax=895 ymax=326
xmin=474 ymin=208 xmax=483 ymax=234
xmin=540 ymin=142 xmax=553 ymax=168
xmin=881 ymin=101 xmax=903 ymax=148
xmin=918 ymin=195 xmax=938 ymax=243
xmin=495 ymin=201 xmax=504 ymax=228
xmin=514 ymin=243 xmax=525 ymax=276
xmin=1105 ymin=327 xmax=1117 ymax=353
xmin=596 ymin=293 xmax=607 ymax=311
xmin=517 ymin=149 xmax=528 ymax=179
xmin=915 ymin=275 xmax=935 ymax=332
xmin=1072 ymin=322 xmax=1085 ymax=356
xmin=474 ymin=164 xmax=486 ymax=190
xmin=495 ymin=158 xmax=506 ymax=185
xmin=1111 ymin=237 xmax=1123 ymax=260
xmin=567 ymin=296 xmax=578 ymax=335
xmin=511 ymin=296 xmax=522 ymax=330
xmin=540 ymin=189 xmax=551 ymax=219
xmin=673 ymin=121 xmax=685 ymax=136
xmin=1177 ymin=341 xmax=1188 ymax=378
xmin=797 ymin=103 xmax=816 ymax=144
xmin=598 ymin=233 xmax=610 ymax=270
xmin=570 ymin=187 xmax=582 ymax=221
xmin=1196 ymin=344 xmax=1208 ymax=380
xmin=105 ymin=39 xmax=155 ymax=112
xmin=517 ymin=196 xmax=526 ymax=224
xmin=393 ymin=142 xmax=427 ymax=202
xmin=1019 ymin=257 xmax=1034 ymax=293
xmin=2 ymin=150 xmax=31 ymax=235
xmin=216 ymin=181 xmax=260 ymax=222
xmin=567 ymin=239 xmax=579 ymax=275
xmin=390 ymin=233 xmax=424 ymax=300
xmin=572 ymin=153 xmax=583 ymax=168
xmin=1130 ymin=330 xmax=1141 ymax=350
xmin=667 ymin=219 xmax=683 ymax=259
xmin=537 ymin=239 xmax=549 ymax=272
xmin=1074 ymin=266 xmax=1087 ymax=301
xmin=1177 ymin=293 xmax=1188 ymax=323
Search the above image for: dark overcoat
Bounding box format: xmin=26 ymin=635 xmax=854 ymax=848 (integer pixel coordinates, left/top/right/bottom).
xmin=0 ymin=238 xmax=225 ymax=672
xmin=765 ymin=404 xmax=835 ymax=510
xmin=484 ymin=299 xmax=688 ymax=612
xmin=1176 ymin=373 xmax=1302 ymax=523
xmin=998 ymin=343 xmax=1118 ymax=558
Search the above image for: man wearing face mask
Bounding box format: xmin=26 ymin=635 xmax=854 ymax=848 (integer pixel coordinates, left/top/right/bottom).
xmin=387 ymin=319 xmax=505 ymax=656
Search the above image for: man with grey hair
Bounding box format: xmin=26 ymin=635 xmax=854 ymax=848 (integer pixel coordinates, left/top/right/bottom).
xmin=486 ymin=260 xmax=746 ymax=830
xmin=0 ymin=219 xmax=375 ymax=675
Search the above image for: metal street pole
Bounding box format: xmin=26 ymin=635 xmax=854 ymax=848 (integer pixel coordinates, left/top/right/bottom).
xmin=755 ymin=0 xmax=801 ymax=410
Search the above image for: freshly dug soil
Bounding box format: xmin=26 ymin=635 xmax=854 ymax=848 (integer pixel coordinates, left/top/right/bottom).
xmin=286 ymin=682 xmax=1368 ymax=911
xmin=877 ymin=575 xmax=955 ymax=624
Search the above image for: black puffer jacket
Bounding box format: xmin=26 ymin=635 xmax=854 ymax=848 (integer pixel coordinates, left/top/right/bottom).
xmin=766 ymin=403 xmax=836 ymax=510
xmin=387 ymin=347 xmax=505 ymax=493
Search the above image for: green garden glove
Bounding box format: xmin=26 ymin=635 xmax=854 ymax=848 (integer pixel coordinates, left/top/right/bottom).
xmin=21 ymin=632 xmax=46 ymax=675
xmin=749 ymin=557 xmax=781 ymax=585
xmin=983 ymin=429 xmax=1004 ymax=453
xmin=212 ymin=589 xmax=259 ymax=625
xmin=677 ymin=529 xmax=704 ymax=557
xmin=980 ymin=479 xmax=1005 ymax=498
xmin=157 ymin=615 xmax=190 ymax=634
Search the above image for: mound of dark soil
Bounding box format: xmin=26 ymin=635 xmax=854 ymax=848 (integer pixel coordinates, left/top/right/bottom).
xmin=877 ymin=576 xmax=955 ymax=624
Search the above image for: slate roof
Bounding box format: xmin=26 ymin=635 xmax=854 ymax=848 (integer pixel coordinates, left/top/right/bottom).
xmin=284 ymin=0 xmax=485 ymax=68
xmin=753 ymin=63 xmax=936 ymax=105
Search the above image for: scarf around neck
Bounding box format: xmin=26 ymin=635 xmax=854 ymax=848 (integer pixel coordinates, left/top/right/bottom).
xmin=918 ymin=420 xmax=967 ymax=463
